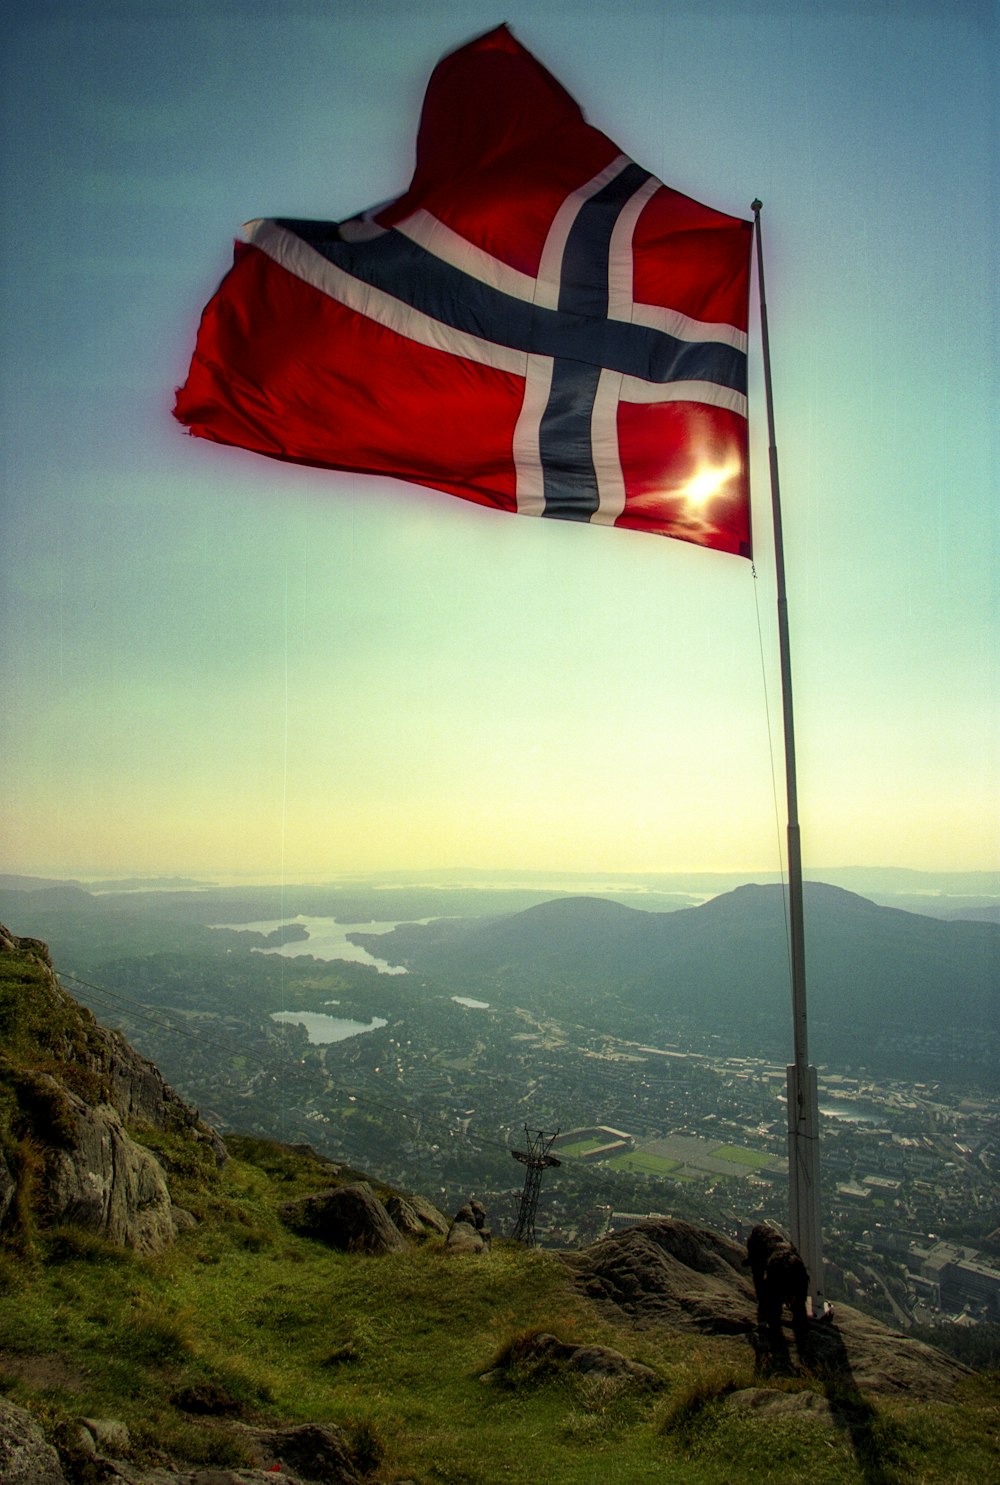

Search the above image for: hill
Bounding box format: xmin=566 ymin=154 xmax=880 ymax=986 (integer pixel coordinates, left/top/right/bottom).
xmin=0 ymin=921 xmax=998 ymax=1484
xmin=352 ymin=883 xmax=1000 ymax=1072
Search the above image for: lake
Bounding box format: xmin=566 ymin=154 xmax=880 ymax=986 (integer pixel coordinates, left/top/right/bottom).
xmin=211 ymin=915 xmax=413 ymax=974
xmin=271 ymin=1010 xmax=388 ymax=1043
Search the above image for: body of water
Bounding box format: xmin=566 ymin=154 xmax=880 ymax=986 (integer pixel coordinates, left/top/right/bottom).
xmin=271 ymin=1010 xmax=388 ymax=1044
xmin=210 ymin=916 xmax=414 ymax=974
xmin=451 ymin=995 xmax=490 ymax=1009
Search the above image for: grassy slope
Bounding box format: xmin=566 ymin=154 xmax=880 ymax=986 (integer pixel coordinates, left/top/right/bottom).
xmin=0 ymin=1136 xmax=996 ymax=1485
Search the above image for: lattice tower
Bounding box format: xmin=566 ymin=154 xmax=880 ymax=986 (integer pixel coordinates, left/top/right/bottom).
xmin=510 ymin=1127 xmax=561 ymax=1245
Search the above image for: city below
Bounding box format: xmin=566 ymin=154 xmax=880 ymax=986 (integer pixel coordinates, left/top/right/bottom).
xmin=1 ymin=871 xmax=997 ymax=1346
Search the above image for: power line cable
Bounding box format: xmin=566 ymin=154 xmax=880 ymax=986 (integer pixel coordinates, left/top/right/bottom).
xmin=53 ymin=965 xmax=544 ymax=1170
xmin=52 ymin=965 xmax=712 ymax=1211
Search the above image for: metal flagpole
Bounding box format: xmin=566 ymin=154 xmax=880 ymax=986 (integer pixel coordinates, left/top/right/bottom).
xmin=751 ymin=200 xmax=826 ymax=1317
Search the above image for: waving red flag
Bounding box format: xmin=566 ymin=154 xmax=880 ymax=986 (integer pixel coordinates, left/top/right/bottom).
xmin=174 ymin=25 xmax=753 ymax=555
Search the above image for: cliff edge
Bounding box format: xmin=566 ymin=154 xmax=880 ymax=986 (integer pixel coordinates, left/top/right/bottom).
xmin=0 ymin=923 xmax=224 ymax=1253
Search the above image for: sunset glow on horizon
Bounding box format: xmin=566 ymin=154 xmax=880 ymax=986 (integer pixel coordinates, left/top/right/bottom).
xmin=3 ymin=1 xmax=997 ymax=884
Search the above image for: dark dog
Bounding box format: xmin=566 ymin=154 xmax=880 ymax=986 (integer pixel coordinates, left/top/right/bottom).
xmin=745 ymin=1223 xmax=809 ymax=1340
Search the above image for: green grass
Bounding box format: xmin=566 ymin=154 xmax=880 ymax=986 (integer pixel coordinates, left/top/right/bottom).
xmin=0 ymin=1137 xmax=996 ymax=1484
xmin=607 ymin=1151 xmax=682 ymax=1175
xmin=556 ymin=1137 xmax=611 ymax=1157
xmin=709 ymin=1144 xmax=774 ymax=1168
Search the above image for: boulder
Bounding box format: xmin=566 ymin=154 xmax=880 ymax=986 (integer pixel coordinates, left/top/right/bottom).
xmin=78 ymin=1417 xmax=132 ymax=1455
xmin=405 ymin=1193 xmax=450 ymax=1235
xmin=446 ymin=1198 xmax=492 ymax=1254
xmin=446 ymin=1220 xmax=486 ymax=1254
xmin=722 ymin=1387 xmax=838 ymax=1422
xmin=383 ymin=1194 xmax=428 ymax=1240
xmin=0 ymin=1397 xmax=67 ymax=1485
xmin=564 ymin=1218 xmax=754 ymax=1334
xmin=800 ymin=1303 xmax=973 ymax=1400
xmin=50 ymin=1416 xmax=366 ymax=1484
xmin=384 ymin=1192 xmax=449 ymax=1239
xmin=280 ymin=1182 xmax=406 ymax=1254
xmin=240 ymin=1421 xmax=365 ymax=1483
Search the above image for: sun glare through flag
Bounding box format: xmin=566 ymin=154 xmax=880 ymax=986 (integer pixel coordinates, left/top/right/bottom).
xmin=174 ymin=24 xmax=754 ymax=556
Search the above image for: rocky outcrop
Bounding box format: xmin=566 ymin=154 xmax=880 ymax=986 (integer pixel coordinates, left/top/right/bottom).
xmin=280 ymin=1181 xmax=407 ymax=1254
xmin=0 ymin=924 xmax=224 ymax=1252
xmin=0 ymin=1150 xmax=14 ymax=1226
xmin=0 ymin=1397 xmax=66 ymax=1485
xmin=565 ymin=1217 xmax=754 ymax=1333
xmin=446 ymin=1198 xmax=492 ymax=1254
xmin=4 ymin=1404 xmax=369 ymax=1484
xmin=404 ymin=1192 xmax=450 ymax=1236
xmin=799 ymin=1299 xmax=972 ymax=1399
xmin=384 ymin=1191 xmax=449 ymax=1240
xmin=235 ymin=1421 xmax=365 ymax=1483
xmin=41 ymin=1086 xmax=178 ymax=1252
xmin=481 ymin=1331 xmax=661 ymax=1388
xmin=3 ymin=931 xmax=226 ymax=1169
xmin=566 ymin=1217 xmax=972 ymax=1401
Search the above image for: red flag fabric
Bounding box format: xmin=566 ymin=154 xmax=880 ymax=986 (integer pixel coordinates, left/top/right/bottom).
xmin=174 ymin=25 xmax=753 ymax=556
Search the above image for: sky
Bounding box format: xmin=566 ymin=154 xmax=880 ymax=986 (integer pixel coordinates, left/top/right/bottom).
xmin=2 ymin=0 xmax=997 ymax=882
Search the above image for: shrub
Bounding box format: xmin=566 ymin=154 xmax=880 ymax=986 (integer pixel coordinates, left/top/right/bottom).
xmin=11 ymin=1068 xmax=76 ymax=1146
xmin=660 ymin=1360 xmax=756 ymax=1435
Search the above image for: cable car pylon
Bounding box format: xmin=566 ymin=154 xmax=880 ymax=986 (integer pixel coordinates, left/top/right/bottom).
xmin=510 ymin=1127 xmax=561 ymax=1246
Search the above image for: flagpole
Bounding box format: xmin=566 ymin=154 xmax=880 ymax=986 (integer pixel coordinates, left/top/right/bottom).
xmin=751 ymin=200 xmax=826 ymax=1318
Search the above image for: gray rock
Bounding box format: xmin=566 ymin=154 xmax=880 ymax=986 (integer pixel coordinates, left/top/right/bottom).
xmin=0 ymin=926 xmax=226 ymax=1169
xmin=280 ymin=1182 xmax=407 ymax=1254
xmin=446 ymin=1198 xmax=491 ymax=1254
xmin=79 ymin=1415 xmax=132 ymax=1453
xmin=569 ymin=1343 xmax=660 ymax=1384
xmin=0 ymin=1150 xmax=14 ymax=1227
xmin=445 ymin=1220 xmax=486 ymax=1254
xmin=385 ymin=1192 xmax=449 ymax=1239
xmin=0 ymin=1396 xmax=67 ymax=1485
xmin=56 ymin=1419 xmax=97 ymax=1457
xmin=723 ymin=1387 xmax=836 ymax=1420
xmin=240 ymin=1420 xmax=364 ymax=1483
xmin=42 ymin=1092 xmax=178 ymax=1253
xmin=404 ymin=1192 xmax=450 ymax=1235
xmin=564 ymin=1217 xmax=754 ymax=1334
xmin=0 ymin=924 xmax=226 ymax=1254
xmin=383 ymin=1194 xmax=428 ymax=1240
xmin=802 ymin=1303 xmax=973 ymax=1400
xmin=566 ymin=1217 xmax=972 ymax=1400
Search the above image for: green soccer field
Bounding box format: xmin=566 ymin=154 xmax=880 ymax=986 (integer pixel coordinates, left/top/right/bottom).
xmin=607 ymin=1151 xmax=682 ymax=1176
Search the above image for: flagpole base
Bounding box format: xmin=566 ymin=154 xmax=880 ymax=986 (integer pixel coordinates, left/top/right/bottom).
xmin=787 ymin=1062 xmax=825 ymax=1317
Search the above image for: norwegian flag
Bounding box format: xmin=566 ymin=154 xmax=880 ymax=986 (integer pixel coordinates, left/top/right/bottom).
xmin=174 ymin=25 xmax=753 ymax=556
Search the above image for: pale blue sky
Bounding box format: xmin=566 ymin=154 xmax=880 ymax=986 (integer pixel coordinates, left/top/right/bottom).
xmin=3 ymin=0 xmax=997 ymax=878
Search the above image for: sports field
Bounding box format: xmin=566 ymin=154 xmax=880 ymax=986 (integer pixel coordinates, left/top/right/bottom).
xmin=556 ymin=1136 xmax=612 ymax=1158
xmin=709 ymin=1144 xmax=774 ymax=1169
xmin=606 ymin=1151 xmax=681 ymax=1176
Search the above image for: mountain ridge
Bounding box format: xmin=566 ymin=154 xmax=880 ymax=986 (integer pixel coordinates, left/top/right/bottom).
xmin=350 ymin=882 xmax=999 ymax=1072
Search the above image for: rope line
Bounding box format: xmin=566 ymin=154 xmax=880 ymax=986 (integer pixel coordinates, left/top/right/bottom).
xmin=52 ymin=965 xmax=574 ymax=1174
xmin=52 ymin=963 xmax=668 ymax=1206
